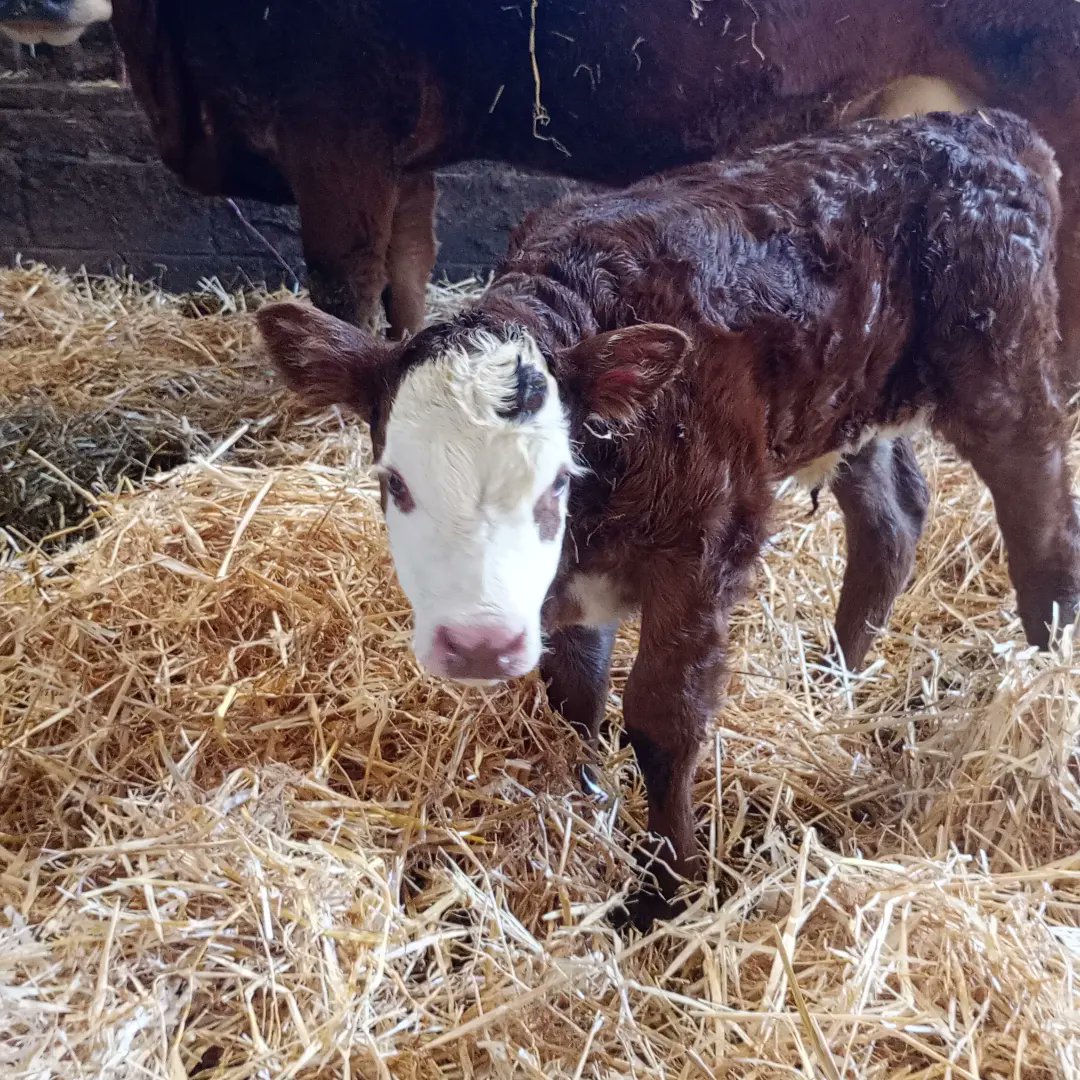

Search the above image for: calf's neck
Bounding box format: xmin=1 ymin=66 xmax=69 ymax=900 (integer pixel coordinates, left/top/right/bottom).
xmin=259 ymin=110 xmax=1080 ymax=923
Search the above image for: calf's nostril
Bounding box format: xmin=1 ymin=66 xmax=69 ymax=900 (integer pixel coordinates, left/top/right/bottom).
xmin=434 ymin=625 xmax=463 ymax=658
xmin=498 ymin=632 xmax=528 ymax=667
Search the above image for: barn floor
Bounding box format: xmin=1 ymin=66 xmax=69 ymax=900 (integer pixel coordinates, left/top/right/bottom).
xmin=2 ymin=265 xmax=1079 ymax=1078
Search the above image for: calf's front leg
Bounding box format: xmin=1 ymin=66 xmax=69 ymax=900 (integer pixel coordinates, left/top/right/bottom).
xmin=541 ymin=623 xmax=618 ymax=795
xmin=619 ymin=564 xmax=746 ymax=928
xmin=541 ymin=623 xmax=619 ymax=748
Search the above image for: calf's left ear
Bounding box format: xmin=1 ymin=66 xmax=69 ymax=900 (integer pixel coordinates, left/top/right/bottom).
xmin=559 ymin=323 xmax=691 ymax=423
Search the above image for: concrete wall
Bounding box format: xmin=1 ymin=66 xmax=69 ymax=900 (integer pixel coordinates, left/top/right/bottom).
xmin=0 ymin=35 xmax=578 ymax=292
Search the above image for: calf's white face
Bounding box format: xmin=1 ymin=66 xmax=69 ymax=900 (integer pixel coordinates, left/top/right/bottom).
xmin=257 ymin=301 xmax=691 ymax=686
xmin=379 ymin=331 xmax=574 ymax=681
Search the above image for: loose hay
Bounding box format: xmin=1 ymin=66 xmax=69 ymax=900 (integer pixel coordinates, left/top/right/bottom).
xmin=0 ymin=264 xmax=481 ymax=546
xmin=2 ymin=272 xmax=1080 ymax=1077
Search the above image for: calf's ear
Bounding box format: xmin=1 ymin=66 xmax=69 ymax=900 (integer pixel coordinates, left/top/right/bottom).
xmin=559 ymin=323 xmax=691 ymax=423
xmin=256 ymin=301 xmax=394 ymax=421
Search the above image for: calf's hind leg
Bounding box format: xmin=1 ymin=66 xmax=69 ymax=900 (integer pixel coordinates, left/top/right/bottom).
xmin=944 ymin=430 xmax=1080 ymax=647
xmin=829 ymin=436 xmax=930 ymax=669
xmin=935 ymin=326 xmax=1080 ymax=647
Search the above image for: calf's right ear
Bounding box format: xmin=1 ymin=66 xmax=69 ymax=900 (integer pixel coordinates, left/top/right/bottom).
xmin=256 ymin=301 xmax=394 ymax=420
xmin=559 ymin=323 xmax=692 ymax=423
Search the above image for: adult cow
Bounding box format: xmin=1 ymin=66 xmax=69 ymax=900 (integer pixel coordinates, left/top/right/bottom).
xmin=1 ymin=1 xmax=1078 ymax=349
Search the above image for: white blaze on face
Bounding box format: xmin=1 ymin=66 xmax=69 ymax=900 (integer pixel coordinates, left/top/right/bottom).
xmin=379 ymin=330 xmax=574 ymax=682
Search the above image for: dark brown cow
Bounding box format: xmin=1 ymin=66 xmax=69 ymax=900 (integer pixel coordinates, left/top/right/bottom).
xmin=6 ymin=0 xmax=1080 ymax=355
xmin=257 ymin=110 xmax=1080 ymax=925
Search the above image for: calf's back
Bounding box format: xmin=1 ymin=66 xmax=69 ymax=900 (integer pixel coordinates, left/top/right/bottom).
xmin=497 ymin=110 xmax=1061 ymax=485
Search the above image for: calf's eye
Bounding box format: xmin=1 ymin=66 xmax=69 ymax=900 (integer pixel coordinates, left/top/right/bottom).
xmin=384 ymin=469 xmax=415 ymax=512
xmin=551 ymin=469 xmax=570 ymax=496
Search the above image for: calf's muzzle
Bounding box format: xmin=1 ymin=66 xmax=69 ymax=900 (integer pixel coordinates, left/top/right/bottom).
xmin=429 ymin=624 xmax=530 ymax=683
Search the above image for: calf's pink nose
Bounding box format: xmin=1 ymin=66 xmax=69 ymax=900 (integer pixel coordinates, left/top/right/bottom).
xmin=432 ymin=625 xmax=529 ymax=681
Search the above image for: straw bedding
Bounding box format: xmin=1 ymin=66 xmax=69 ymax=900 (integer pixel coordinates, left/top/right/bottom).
xmin=2 ymin=265 xmax=1080 ymax=1077
xmin=0 ymin=265 xmax=477 ymax=546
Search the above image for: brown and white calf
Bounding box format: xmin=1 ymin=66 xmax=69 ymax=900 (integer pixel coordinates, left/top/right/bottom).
xmin=259 ymin=110 xmax=1080 ymax=924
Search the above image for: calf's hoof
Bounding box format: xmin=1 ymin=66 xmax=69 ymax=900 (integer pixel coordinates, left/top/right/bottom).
xmin=577 ymin=761 xmax=608 ymax=801
xmin=1020 ymin=596 xmax=1080 ymax=651
xmin=811 ymin=643 xmax=870 ymax=690
xmin=609 ymin=885 xmax=685 ymax=933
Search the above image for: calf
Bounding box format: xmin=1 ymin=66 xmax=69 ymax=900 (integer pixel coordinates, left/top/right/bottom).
xmin=259 ymin=110 xmax=1080 ymax=924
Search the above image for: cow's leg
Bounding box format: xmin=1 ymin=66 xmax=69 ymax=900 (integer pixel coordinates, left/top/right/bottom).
xmin=280 ymin=128 xmax=398 ymax=330
xmin=618 ymin=557 xmax=752 ymax=928
xmin=382 ymin=170 xmax=438 ymax=340
xmin=829 ymin=436 xmax=930 ymax=670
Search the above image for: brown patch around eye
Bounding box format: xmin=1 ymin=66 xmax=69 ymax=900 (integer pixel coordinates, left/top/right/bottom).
xmin=383 ymin=468 xmax=415 ymax=514
xmin=534 ymin=470 xmax=569 ymax=542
